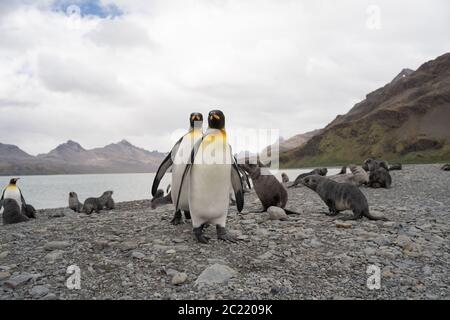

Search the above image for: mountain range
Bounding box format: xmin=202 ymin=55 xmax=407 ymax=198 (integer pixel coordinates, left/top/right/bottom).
xmin=0 ymin=140 xmax=166 ymax=175
xmin=280 ymin=52 xmax=450 ymax=167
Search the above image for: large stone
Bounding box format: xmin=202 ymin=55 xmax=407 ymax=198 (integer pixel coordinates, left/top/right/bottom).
xmin=30 ymin=285 xmax=50 ymax=298
xmin=3 ymin=273 xmax=33 ymax=289
xmin=0 ymin=271 xmax=11 ymax=281
xmin=0 ymin=251 xmax=10 ymax=259
xmin=335 ymin=221 xmax=352 ymax=229
xmin=195 ymin=264 xmax=237 ymax=288
xmin=131 ymin=251 xmax=145 ymax=259
xmin=44 ymin=241 xmax=71 ymax=251
xmin=45 ymin=250 xmax=64 ymax=263
xmin=120 ymin=241 xmax=138 ymax=251
xmin=267 ymin=207 xmax=288 ymax=221
xmin=171 ymin=272 xmax=188 ymax=285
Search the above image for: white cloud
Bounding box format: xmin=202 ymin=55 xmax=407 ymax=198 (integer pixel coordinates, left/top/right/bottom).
xmin=0 ymin=0 xmax=449 ymax=155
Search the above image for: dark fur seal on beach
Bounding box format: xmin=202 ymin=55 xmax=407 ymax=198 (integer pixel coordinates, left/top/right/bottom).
xmin=302 ymin=175 xmax=388 ymax=221
xmin=281 ymin=173 xmax=290 ymax=183
xmin=289 ymin=168 xmax=328 ymax=188
xmin=151 ymin=191 xmax=172 ymax=209
xmin=2 ymin=199 xmax=29 ymax=225
xmin=239 ymin=162 xmax=298 ymax=214
xmin=24 ymin=204 xmax=37 ymax=219
xmin=83 ymin=191 xmax=114 ymax=214
xmin=69 ymin=192 xmax=83 ymax=213
xmin=389 ymin=163 xmax=402 ymax=171
xmin=368 ymin=168 xmax=392 ymax=189
xmin=362 ymin=158 xmax=389 ymax=172
xmin=153 ymin=189 xmax=164 ymax=199
xmin=440 ymin=164 xmax=450 ymax=171
xmin=338 ymin=166 xmax=347 ymax=175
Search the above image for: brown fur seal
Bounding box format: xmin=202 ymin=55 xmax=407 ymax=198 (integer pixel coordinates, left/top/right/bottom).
xmin=440 ymin=164 xmax=450 ymax=171
xmin=151 ymin=191 xmax=172 ymax=209
xmin=240 ymin=162 xmax=299 ymax=214
xmin=363 ymin=158 xmax=389 ymax=172
xmin=82 ymin=190 xmax=114 ymax=214
xmin=281 ymin=173 xmax=289 ymax=184
xmin=24 ymin=204 xmax=37 ymax=219
xmin=348 ymin=164 xmax=369 ymax=186
xmin=69 ymin=192 xmax=83 ymax=213
xmin=302 ymin=175 xmax=388 ymax=221
xmin=368 ymin=168 xmax=392 ymax=189
xmin=389 ymin=163 xmax=402 ymax=171
xmin=2 ymin=199 xmax=29 ymax=225
xmin=289 ymin=168 xmax=328 ymax=188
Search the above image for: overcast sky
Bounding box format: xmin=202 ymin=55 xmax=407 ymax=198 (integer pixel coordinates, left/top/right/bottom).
xmin=0 ymin=0 xmax=449 ymax=155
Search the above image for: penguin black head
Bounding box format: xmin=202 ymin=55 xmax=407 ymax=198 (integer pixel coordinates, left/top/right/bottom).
xmin=208 ymin=110 xmax=225 ymax=130
xmin=189 ymin=112 xmax=203 ymax=129
xmin=9 ymin=178 xmax=19 ymax=185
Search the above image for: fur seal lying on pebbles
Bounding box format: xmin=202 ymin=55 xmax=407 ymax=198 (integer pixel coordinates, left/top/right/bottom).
xmin=289 ymin=168 xmax=328 ymax=188
xmin=348 ymin=164 xmax=369 ymax=186
xmin=281 ymin=173 xmax=289 ymax=184
xmin=24 ymin=204 xmax=37 ymax=219
xmin=69 ymin=192 xmax=83 ymax=213
xmin=240 ymin=162 xmax=298 ymax=214
xmin=301 ymin=175 xmax=388 ymax=221
xmin=82 ymin=191 xmax=115 ymax=214
xmin=389 ymin=163 xmax=402 ymax=171
xmin=151 ymin=189 xmax=173 ymax=209
xmin=363 ymin=158 xmax=389 ymax=172
xmin=441 ymin=164 xmax=450 ymax=171
xmin=2 ymin=199 xmax=29 ymax=225
xmin=368 ymin=168 xmax=392 ymax=189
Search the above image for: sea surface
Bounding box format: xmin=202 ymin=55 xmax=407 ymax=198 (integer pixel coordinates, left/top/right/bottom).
xmin=0 ymin=168 xmax=340 ymax=209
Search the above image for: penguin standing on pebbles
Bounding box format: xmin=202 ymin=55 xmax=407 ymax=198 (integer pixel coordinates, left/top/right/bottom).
xmin=177 ymin=110 xmax=244 ymax=244
xmin=152 ymin=113 xmax=204 ymax=225
xmin=1 ymin=178 xmax=26 ymax=213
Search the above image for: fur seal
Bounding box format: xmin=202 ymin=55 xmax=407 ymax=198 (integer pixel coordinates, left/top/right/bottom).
xmin=69 ymin=192 xmax=83 ymax=213
xmin=151 ymin=191 xmax=172 ymax=209
xmin=82 ymin=191 xmax=114 ymax=214
xmin=338 ymin=166 xmax=347 ymax=175
xmin=440 ymin=164 xmax=450 ymax=171
xmin=240 ymin=162 xmax=298 ymax=214
xmin=2 ymin=199 xmax=29 ymax=225
xmin=301 ymin=175 xmax=388 ymax=221
xmin=388 ymin=163 xmax=402 ymax=171
xmin=281 ymin=173 xmax=290 ymax=184
xmin=368 ymin=168 xmax=392 ymax=189
xmin=289 ymin=168 xmax=328 ymax=188
xmin=24 ymin=204 xmax=37 ymax=219
xmin=348 ymin=164 xmax=369 ymax=186
xmin=362 ymin=158 xmax=389 ymax=172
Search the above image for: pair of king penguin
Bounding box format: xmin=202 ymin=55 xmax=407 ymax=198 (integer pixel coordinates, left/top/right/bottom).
xmin=152 ymin=110 xmax=244 ymax=243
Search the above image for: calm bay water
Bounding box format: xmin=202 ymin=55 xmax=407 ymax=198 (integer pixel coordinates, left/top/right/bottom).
xmin=0 ymin=168 xmax=340 ymax=209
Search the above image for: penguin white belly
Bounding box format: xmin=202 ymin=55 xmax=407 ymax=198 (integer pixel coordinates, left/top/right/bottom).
xmin=3 ymin=187 xmax=22 ymax=212
xmin=171 ymin=132 xmax=202 ymax=211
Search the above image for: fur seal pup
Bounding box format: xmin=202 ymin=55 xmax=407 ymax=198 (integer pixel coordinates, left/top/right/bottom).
xmin=289 ymin=168 xmax=328 ymax=188
xmin=152 ymin=112 xmax=204 ymax=225
xmin=368 ymin=168 xmax=392 ymax=189
xmin=98 ymin=191 xmax=114 ymax=209
xmin=69 ymin=192 xmax=83 ymax=213
xmin=301 ymin=175 xmax=388 ymax=221
xmin=151 ymin=191 xmax=172 ymax=209
xmin=389 ymin=163 xmax=402 ymax=171
xmin=82 ymin=191 xmax=114 ymax=214
xmin=153 ymin=189 xmax=164 ymax=199
xmin=240 ymin=162 xmax=299 ymax=214
xmin=2 ymin=199 xmax=29 ymax=225
xmin=24 ymin=204 xmax=37 ymax=219
xmin=442 ymin=164 xmax=450 ymax=171
xmin=177 ymin=110 xmax=244 ymax=244
xmin=362 ymin=158 xmax=389 ymax=172
xmin=348 ymin=164 xmax=369 ymax=186
xmin=281 ymin=173 xmax=290 ymax=184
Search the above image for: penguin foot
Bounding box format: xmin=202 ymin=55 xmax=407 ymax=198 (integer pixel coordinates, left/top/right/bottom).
xmin=171 ymin=211 xmax=184 ymax=225
xmin=193 ymin=227 xmax=209 ymax=244
xmin=216 ymin=226 xmax=237 ymax=243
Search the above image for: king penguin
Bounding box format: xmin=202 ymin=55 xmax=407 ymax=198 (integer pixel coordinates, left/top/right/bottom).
xmin=0 ymin=178 xmax=26 ymax=215
xmin=152 ymin=112 xmax=204 ymax=225
xmin=177 ymin=110 xmax=244 ymax=243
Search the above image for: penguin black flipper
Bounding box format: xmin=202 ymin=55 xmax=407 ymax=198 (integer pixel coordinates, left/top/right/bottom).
xmin=234 ymin=156 xmax=251 ymax=190
xmin=151 ymin=136 xmax=184 ymax=197
xmin=230 ymin=151 xmax=244 ymax=213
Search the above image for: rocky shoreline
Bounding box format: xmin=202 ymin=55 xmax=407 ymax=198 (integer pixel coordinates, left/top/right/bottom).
xmin=0 ymin=164 xmax=449 ymax=300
